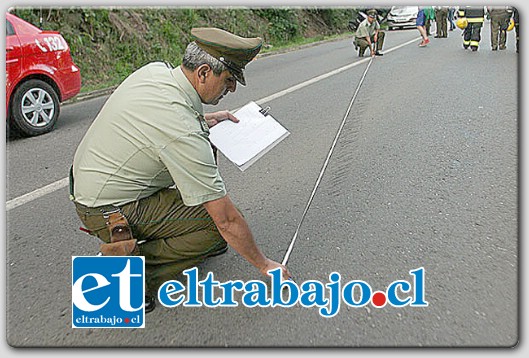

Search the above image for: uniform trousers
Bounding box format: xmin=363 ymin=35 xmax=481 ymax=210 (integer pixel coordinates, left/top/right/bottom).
xmin=74 ymin=187 xmax=227 ymax=294
xmin=490 ymin=15 xmax=510 ymax=49
xmin=435 ymin=8 xmax=449 ymax=37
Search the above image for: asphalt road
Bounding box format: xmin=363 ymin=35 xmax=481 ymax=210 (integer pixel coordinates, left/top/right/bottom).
xmin=4 ymin=23 xmax=519 ymax=348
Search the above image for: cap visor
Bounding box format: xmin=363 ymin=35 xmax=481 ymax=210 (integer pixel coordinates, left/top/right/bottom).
xmin=232 ymin=70 xmax=246 ymax=86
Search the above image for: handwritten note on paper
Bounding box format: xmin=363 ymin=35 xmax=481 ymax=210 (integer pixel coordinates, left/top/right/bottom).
xmin=209 ymin=101 xmax=290 ymax=171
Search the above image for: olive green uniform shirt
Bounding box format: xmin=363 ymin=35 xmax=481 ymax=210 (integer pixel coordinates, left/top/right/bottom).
xmin=72 ymin=62 xmax=226 ymax=207
xmin=355 ymin=18 xmax=380 ymax=39
xmin=488 ymin=6 xmax=511 ymax=19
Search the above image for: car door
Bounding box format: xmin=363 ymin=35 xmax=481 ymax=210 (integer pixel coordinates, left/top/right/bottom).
xmin=6 ymin=17 xmax=22 ymax=102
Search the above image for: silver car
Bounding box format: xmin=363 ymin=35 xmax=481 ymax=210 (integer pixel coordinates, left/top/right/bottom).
xmin=386 ymin=6 xmax=419 ymax=30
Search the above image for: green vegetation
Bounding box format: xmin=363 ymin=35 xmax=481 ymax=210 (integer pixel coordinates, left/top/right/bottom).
xmin=11 ymin=7 xmax=358 ymax=93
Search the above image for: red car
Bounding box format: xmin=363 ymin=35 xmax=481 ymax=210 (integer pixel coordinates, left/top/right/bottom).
xmin=6 ymin=12 xmax=81 ymax=136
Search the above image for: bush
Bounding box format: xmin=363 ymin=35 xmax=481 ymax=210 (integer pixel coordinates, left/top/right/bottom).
xmin=10 ymin=7 xmax=354 ymax=92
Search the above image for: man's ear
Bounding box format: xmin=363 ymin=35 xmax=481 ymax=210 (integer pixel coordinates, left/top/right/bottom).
xmin=197 ymin=64 xmax=211 ymax=83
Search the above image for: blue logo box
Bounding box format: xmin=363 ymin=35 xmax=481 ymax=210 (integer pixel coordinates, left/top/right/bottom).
xmin=72 ymin=256 xmax=145 ymax=328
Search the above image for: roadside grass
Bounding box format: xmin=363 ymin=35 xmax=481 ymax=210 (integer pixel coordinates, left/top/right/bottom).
xmin=10 ymin=7 xmax=358 ymax=94
xmin=79 ymin=31 xmax=354 ymax=94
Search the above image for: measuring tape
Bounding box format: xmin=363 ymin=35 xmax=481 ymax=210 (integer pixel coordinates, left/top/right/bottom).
xmin=282 ymin=57 xmax=375 ymax=266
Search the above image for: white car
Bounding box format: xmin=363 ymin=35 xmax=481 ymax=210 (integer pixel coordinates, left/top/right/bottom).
xmin=386 ymin=6 xmax=419 ymax=30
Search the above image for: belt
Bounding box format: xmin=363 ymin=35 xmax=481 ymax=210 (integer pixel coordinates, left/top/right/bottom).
xmin=74 ymin=201 xmax=123 ymax=216
xmin=70 ymin=165 xmax=125 ymax=216
xmin=70 ymin=166 xmax=141 ymax=256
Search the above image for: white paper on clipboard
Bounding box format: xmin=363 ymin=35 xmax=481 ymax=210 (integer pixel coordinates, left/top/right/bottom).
xmin=209 ymin=101 xmax=290 ymax=171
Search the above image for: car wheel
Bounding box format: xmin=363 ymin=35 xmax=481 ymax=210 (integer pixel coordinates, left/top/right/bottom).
xmin=9 ymin=79 xmax=60 ymax=137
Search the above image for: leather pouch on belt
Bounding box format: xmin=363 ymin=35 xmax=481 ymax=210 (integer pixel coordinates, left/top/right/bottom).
xmin=99 ymin=211 xmax=139 ymax=256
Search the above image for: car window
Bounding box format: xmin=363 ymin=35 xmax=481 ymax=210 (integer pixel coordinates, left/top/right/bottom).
xmin=6 ymin=19 xmax=15 ymax=36
xmin=391 ymin=6 xmax=418 ymax=15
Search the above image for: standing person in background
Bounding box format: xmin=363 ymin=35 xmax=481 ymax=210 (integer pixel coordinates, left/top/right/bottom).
xmin=416 ymin=6 xmax=430 ymax=47
xmin=435 ymin=6 xmax=449 ymax=38
xmin=513 ymin=7 xmax=519 ymax=53
xmin=459 ymin=6 xmax=485 ymax=51
xmin=448 ymin=6 xmax=456 ymax=31
xmin=487 ymin=6 xmax=513 ymax=50
xmin=424 ymin=6 xmax=436 ymax=36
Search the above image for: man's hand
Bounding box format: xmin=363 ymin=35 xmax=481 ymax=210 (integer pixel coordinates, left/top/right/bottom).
xmin=204 ymin=195 xmax=294 ymax=281
xmin=259 ymin=258 xmax=293 ymax=281
xmin=205 ymin=110 xmax=239 ymax=128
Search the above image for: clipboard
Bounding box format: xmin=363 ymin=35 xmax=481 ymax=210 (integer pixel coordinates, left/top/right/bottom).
xmin=209 ymin=101 xmax=290 ymax=171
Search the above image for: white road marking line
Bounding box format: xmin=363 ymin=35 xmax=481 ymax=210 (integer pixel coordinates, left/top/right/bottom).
xmin=6 ymin=177 xmax=69 ymax=211
xmin=256 ymin=37 xmax=419 ymax=105
xmin=6 ymin=37 xmax=421 ymax=212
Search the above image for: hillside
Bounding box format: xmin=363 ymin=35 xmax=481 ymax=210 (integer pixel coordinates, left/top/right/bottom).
xmin=10 ymin=7 xmax=360 ymax=92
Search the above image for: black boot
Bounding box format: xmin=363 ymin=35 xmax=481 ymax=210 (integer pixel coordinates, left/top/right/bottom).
xmin=145 ymin=294 xmax=156 ymax=313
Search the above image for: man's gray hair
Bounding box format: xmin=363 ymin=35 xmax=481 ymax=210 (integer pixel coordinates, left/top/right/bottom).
xmin=182 ymin=41 xmax=227 ymax=75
